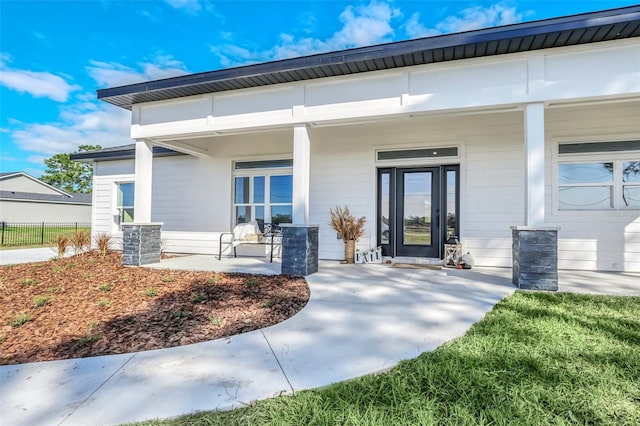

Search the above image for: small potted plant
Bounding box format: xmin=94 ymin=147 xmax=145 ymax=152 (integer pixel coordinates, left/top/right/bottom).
xmin=329 ymin=206 xmax=366 ymax=264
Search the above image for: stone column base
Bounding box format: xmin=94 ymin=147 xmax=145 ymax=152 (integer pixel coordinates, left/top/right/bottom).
xmin=280 ymin=224 xmax=319 ymax=276
xmin=511 ymin=226 xmax=559 ymax=291
xmin=122 ymin=223 xmax=162 ymax=266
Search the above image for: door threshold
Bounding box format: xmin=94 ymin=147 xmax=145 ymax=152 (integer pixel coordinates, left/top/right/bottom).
xmin=389 ymin=256 xmax=444 ymax=266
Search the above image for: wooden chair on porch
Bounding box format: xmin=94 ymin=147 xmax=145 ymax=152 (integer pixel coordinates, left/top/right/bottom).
xmin=218 ymin=221 xmax=283 ymax=262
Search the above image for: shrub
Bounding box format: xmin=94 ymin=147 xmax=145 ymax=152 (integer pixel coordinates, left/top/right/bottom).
xmin=55 ymin=234 xmax=70 ymax=258
xmin=94 ymin=233 xmax=113 ymax=256
xmin=70 ymin=230 xmax=91 ymax=255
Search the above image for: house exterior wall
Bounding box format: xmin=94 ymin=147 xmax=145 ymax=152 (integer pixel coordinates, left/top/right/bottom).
xmin=308 ymin=111 xmax=526 ymax=266
xmin=91 ymin=134 xmax=292 ymax=255
xmin=545 ymin=102 xmax=640 ymax=272
xmin=88 ymin=37 xmax=640 ymax=272
xmin=89 ymin=102 xmax=640 ymax=272
xmin=0 ymin=200 xmax=91 ymax=222
xmin=0 ymin=175 xmax=63 ymax=195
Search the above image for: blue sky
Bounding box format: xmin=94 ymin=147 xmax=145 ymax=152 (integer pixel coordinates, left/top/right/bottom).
xmin=1 ymin=0 xmax=636 ymax=177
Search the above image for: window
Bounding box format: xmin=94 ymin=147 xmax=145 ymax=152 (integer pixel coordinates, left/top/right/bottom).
xmin=558 ymin=162 xmax=613 ymax=209
xmin=623 ymin=161 xmax=640 ymax=208
xmin=558 ymin=143 xmax=640 ymax=210
xmin=116 ymin=182 xmax=134 ymax=229
xmin=233 ymin=160 xmax=293 ymax=227
xmin=377 ymin=147 xmax=458 ymax=161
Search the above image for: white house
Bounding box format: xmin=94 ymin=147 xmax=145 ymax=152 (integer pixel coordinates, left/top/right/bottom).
xmin=73 ymin=6 xmax=640 ymax=273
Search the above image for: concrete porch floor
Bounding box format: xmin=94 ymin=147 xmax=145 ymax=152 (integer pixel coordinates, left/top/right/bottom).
xmin=1 ymin=254 xmax=639 ymax=426
xmin=151 ymin=254 xmax=640 ymax=296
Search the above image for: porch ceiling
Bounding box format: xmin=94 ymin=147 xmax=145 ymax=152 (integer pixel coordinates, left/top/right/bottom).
xmin=98 ymin=6 xmax=640 ymax=111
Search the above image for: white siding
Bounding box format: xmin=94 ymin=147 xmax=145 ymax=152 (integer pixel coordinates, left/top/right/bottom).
xmin=308 ymin=111 xmax=526 ymax=265
xmin=89 ymin=131 xmax=293 ymax=254
xmin=94 ymin=160 xmax=134 ymax=176
xmin=546 ymin=102 xmax=640 ymax=272
xmin=0 ymin=175 xmax=64 ymax=195
xmin=90 ymin=103 xmax=640 ymax=272
xmin=89 ymin=39 xmax=640 ymax=272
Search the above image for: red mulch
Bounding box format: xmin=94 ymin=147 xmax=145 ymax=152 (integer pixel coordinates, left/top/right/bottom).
xmin=0 ymin=252 xmax=309 ymax=365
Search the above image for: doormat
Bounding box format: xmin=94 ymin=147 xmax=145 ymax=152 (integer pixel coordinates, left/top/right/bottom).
xmin=391 ymin=263 xmax=443 ymax=270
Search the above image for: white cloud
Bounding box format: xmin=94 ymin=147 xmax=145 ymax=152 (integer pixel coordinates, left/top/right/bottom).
xmin=87 ymin=54 xmax=189 ymax=87
xmin=211 ymin=0 xmax=401 ymax=67
xmin=406 ymin=2 xmax=527 ymax=39
xmin=163 ymin=0 xmax=216 ymax=15
xmin=164 ymin=0 xmax=201 ymax=13
xmin=0 ymin=60 xmax=81 ymax=102
xmin=9 ymin=102 xmax=132 ymax=160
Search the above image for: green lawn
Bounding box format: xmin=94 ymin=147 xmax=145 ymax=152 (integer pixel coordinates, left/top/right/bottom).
xmin=133 ymin=292 xmax=640 ymax=426
xmin=0 ymin=224 xmax=90 ymax=247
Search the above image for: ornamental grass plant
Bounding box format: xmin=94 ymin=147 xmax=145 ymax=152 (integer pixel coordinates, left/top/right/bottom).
xmin=329 ymin=206 xmax=366 ymax=242
xmin=329 ymin=206 xmax=366 ymax=263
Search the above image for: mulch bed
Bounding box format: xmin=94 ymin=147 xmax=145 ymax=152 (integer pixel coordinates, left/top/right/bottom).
xmin=0 ymin=252 xmax=309 ymax=365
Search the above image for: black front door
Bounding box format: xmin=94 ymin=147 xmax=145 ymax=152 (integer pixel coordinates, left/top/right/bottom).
xmin=378 ymin=166 xmax=459 ymax=258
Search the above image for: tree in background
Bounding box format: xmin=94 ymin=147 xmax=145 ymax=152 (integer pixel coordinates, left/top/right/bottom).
xmin=40 ymin=145 xmax=101 ymax=193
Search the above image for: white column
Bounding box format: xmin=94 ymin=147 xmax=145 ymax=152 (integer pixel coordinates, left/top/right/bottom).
xmin=292 ymin=125 xmax=310 ymax=224
xmin=524 ymin=103 xmax=545 ymax=226
xmin=134 ymin=140 xmax=153 ymax=223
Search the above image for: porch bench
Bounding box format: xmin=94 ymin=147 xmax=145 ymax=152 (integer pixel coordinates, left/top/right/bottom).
xmin=218 ymin=222 xmax=282 ymax=263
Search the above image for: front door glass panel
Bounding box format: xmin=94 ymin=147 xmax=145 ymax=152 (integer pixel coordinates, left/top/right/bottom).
xmin=446 ymin=169 xmax=457 ymax=239
xmin=380 ymin=172 xmax=390 ymax=245
xmin=402 ymin=172 xmax=431 ymax=246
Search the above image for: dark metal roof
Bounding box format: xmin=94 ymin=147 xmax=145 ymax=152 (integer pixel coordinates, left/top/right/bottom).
xmin=69 ymin=144 xmax=183 ymax=162
xmin=0 ymin=191 xmax=92 ymax=204
xmin=98 ymin=6 xmax=640 ymax=110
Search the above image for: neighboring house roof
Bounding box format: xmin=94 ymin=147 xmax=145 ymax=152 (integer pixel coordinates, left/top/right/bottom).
xmin=69 ymin=144 xmax=183 ymax=162
xmin=0 ymin=172 xmax=72 ymax=197
xmin=0 ymin=191 xmax=92 ymax=205
xmin=98 ymin=6 xmax=640 ymax=110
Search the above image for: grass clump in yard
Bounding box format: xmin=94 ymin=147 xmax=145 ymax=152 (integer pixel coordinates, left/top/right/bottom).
xmin=10 ymin=312 xmax=33 ymax=328
xmin=21 ymin=278 xmax=37 ymax=286
xmin=33 ymin=295 xmax=51 ymax=308
xmin=134 ymin=292 xmax=640 ymax=426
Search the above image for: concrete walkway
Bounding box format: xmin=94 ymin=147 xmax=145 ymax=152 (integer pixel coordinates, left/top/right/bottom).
xmin=0 ymin=247 xmax=59 ymax=265
xmin=2 ymin=253 xmax=639 ymax=426
xmin=1 ymin=259 xmax=518 ymax=426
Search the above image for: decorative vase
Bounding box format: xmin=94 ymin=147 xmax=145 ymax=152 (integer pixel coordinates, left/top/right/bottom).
xmin=344 ymin=239 xmax=356 ymax=263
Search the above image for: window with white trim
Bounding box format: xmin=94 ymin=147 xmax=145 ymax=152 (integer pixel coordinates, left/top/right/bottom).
xmin=558 ymin=141 xmax=640 ymax=210
xmin=233 ymin=160 xmax=293 ymax=227
xmin=116 ymin=182 xmax=134 ymax=229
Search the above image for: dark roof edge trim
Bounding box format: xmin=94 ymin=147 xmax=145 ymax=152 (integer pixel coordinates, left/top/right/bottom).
xmin=70 ymin=146 xmax=183 ymax=162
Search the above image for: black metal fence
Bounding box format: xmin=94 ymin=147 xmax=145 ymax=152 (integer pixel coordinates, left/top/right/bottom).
xmin=0 ymin=222 xmax=91 ymax=247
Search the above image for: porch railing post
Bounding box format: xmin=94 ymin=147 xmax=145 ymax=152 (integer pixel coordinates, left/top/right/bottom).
xmin=41 ymin=222 xmax=45 ymax=244
xmin=1 ymin=221 xmax=5 ymax=245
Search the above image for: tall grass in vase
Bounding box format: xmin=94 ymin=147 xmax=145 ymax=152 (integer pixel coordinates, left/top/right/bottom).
xmin=329 ymin=206 xmax=366 ymax=264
